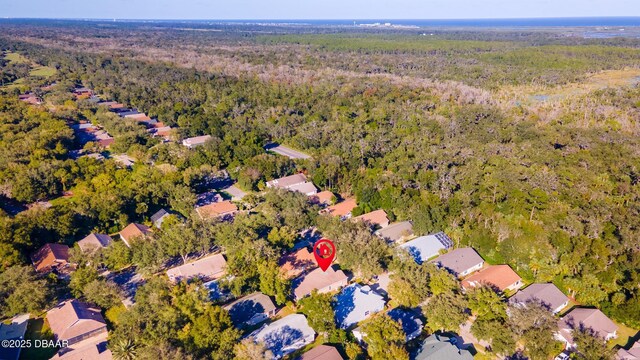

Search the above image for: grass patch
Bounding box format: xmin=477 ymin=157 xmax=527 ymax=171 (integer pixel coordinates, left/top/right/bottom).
xmin=30 ymin=66 xmax=56 ymax=78
xmin=19 ymin=318 xmax=58 ymax=360
xmin=4 ymin=51 xmax=29 ymax=64
xmin=609 ymin=322 xmax=639 ymax=349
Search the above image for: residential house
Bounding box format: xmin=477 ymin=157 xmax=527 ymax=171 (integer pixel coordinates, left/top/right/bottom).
xmin=116 ymin=109 xmax=140 ymax=117
xmin=73 ymin=87 xmax=93 ymax=98
xmin=375 ymin=221 xmax=414 ymax=243
xmin=279 ymin=247 xmax=317 ymax=278
xmin=510 ymin=283 xmax=569 ymax=314
xmin=182 ymin=135 xmax=212 ymax=148
xmin=195 ymin=200 xmax=238 ymax=220
xmin=461 ymin=265 xmax=523 ymax=292
xmin=299 ymin=345 xmax=344 ymax=360
xmin=557 ymin=308 xmax=618 ymax=348
xmin=266 ymin=173 xmax=308 ymax=190
xmin=334 ymin=284 xmax=386 ymax=329
xmin=112 ymin=154 xmax=135 ymax=167
xmin=618 ymin=341 xmax=640 ymax=360
xmin=432 ymin=247 xmax=484 ymax=278
xmin=292 ymin=266 xmax=349 ymax=300
xmin=353 ymin=307 xmax=423 ymax=344
xmin=223 ymin=292 xmax=277 ymax=328
xmin=51 ymin=340 xmax=112 ymax=360
xmin=309 ymin=190 xmax=335 ymax=206
xmin=166 ymin=254 xmax=227 ymax=283
xmin=124 ymin=113 xmax=151 ymax=121
xmin=288 ymin=181 xmax=318 ymax=196
xmin=249 ymin=314 xmax=316 ymax=359
xmin=387 ymin=307 xmax=424 ymax=342
xmin=0 ymin=314 xmax=29 ymax=360
xmin=399 ymin=232 xmax=453 ymax=264
xmin=77 ymin=233 xmax=112 ymax=253
xmin=150 ymin=208 xmax=170 ymax=228
xmin=415 ymin=334 xmax=474 ymax=360
xmin=353 ymin=209 xmax=390 ymax=229
xmin=46 ymin=300 xmax=108 ymax=348
xmin=119 ymin=223 xmax=152 ymax=247
xmin=322 ymin=198 xmax=357 ymax=219
xmin=19 ymin=93 xmax=42 ymax=105
xmin=31 ymin=243 xmax=71 ymax=273
xmin=203 ymin=279 xmax=233 ymax=303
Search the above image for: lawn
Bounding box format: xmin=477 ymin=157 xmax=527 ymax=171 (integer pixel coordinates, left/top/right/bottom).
xmin=4 ymin=51 xmax=29 ymax=64
xmin=610 ymin=322 xmax=640 ymax=349
xmin=19 ymin=318 xmax=58 ymax=360
xmin=30 ymin=66 xmax=57 ymax=77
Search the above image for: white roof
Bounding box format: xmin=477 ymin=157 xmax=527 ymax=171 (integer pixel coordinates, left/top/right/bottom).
xmin=288 ymin=182 xmax=318 ymax=195
xmin=399 ymin=232 xmax=453 ymax=264
xmin=250 ymin=314 xmax=315 ymax=358
xmin=334 ymin=284 xmax=386 ymax=329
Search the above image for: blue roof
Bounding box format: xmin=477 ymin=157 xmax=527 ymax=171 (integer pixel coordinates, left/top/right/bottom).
xmin=398 ymin=232 xmax=453 ymax=264
xmin=334 ymin=284 xmax=386 ymax=329
xmin=387 ymin=307 xmax=424 ymax=341
xmin=204 ymin=280 xmax=231 ymax=302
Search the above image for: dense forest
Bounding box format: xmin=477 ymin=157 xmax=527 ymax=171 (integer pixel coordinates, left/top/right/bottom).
xmin=1 ymin=20 xmax=640 ymax=359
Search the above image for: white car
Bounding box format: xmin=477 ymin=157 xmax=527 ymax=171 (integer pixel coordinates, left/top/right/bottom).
xmin=555 ymin=352 xmax=570 ymax=360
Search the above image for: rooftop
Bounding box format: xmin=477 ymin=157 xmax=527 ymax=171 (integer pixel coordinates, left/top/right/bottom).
xmin=279 ymin=247 xmax=317 ymax=278
xmin=353 ymin=209 xmax=390 ymax=228
xmin=77 ymin=233 xmax=112 ymax=253
xmin=31 ymin=243 xmax=70 ymax=273
xmin=511 ymin=283 xmax=569 ymax=312
xmin=250 ymin=314 xmax=316 ymax=359
xmin=461 ymin=265 xmax=522 ymax=292
xmin=266 ymin=173 xmax=308 ymax=189
xmin=375 ymin=221 xmax=414 ymax=242
xmin=166 ymin=254 xmax=227 ymax=282
xmin=334 ymin=284 xmax=386 ymax=329
xmin=324 ymin=198 xmax=357 ymax=218
xmin=46 ymin=300 xmax=107 ymax=343
xmin=399 ymin=232 xmax=453 ymax=264
xmin=432 ymin=247 xmax=484 ymax=276
xmin=292 ymin=266 xmax=348 ymax=300
xmin=195 ymin=200 xmax=238 ymax=219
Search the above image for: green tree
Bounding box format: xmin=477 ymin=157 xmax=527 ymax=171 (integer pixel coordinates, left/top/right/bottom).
xmin=299 ymin=291 xmax=338 ymax=336
xmin=572 ymin=327 xmax=615 ymax=360
xmin=257 ymin=260 xmax=290 ymax=305
xmin=422 ymin=292 xmax=468 ymax=332
xmin=360 ymin=313 xmax=409 ymax=360
xmin=0 ymin=266 xmax=50 ymax=318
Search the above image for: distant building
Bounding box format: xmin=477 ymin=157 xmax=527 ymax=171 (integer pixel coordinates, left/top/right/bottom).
xmin=182 ymin=135 xmax=212 ymax=148
xmin=195 ymin=200 xmax=238 ymax=220
xmin=288 ymin=181 xmax=318 ymax=196
xmin=309 ymin=190 xmax=335 ymax=206
xmin=353 ymin=209 xmax=390 ymax=229
xmin=77 ymin=233 xmax=113 ymax=253
xmin=119 ymin=223 xmax=152 ymax=247
xmin=166 ymin=254 xmax=227 ymax=283
xmin=415 ymin=334 xmax=474 ymax=360
xmin=266 ymin=173 xmax=308 ymax=190
xmin=556 ymin=308 xmax=618 ymax=348
xmin=334 ymin=284 xmax=386 ymax=329
xmin=432 ymin=248 xmax=484 ymax=278
xmin=461 ymin=265 xmax=523 ymax=293
xmin=292 ymin=266 xmax=349 ymax=300
xmin=31 ymin=243 xmax=71 ymax=274
xmin=46 ymin=300 xmax=107 ymax=348
xmin=510 ymin=283 xmax=569 ymax=314
xmin=299 ymin=345 xmax=344 ymax=360
xmin=375 ymin=221 xmax=414 ymax=243
xmin=223 ymin=292 xmax=277 ymax=328
xmin=399 ymin=232 xmax=453 ymax=264
xmin=249 ymin=314 xmax=315 ymax=359
xmin=322 ymin=198 xmax=357 ymax=219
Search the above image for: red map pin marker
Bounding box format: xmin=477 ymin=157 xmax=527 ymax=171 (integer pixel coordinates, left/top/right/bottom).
xmin=313 ymin=238 xmax=336 ymax=272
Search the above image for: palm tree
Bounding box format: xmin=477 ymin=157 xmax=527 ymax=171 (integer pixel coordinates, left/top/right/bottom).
xmin=111 ymin=338 xmax=138 ymax=360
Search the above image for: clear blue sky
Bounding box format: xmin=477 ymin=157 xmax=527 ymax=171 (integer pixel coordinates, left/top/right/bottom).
xmin=2 ymin=0 xmax=639 ymax=20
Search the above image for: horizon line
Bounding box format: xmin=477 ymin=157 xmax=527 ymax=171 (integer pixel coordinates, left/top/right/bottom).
xmin=3 ymin=16 xmax=640 ymax=21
